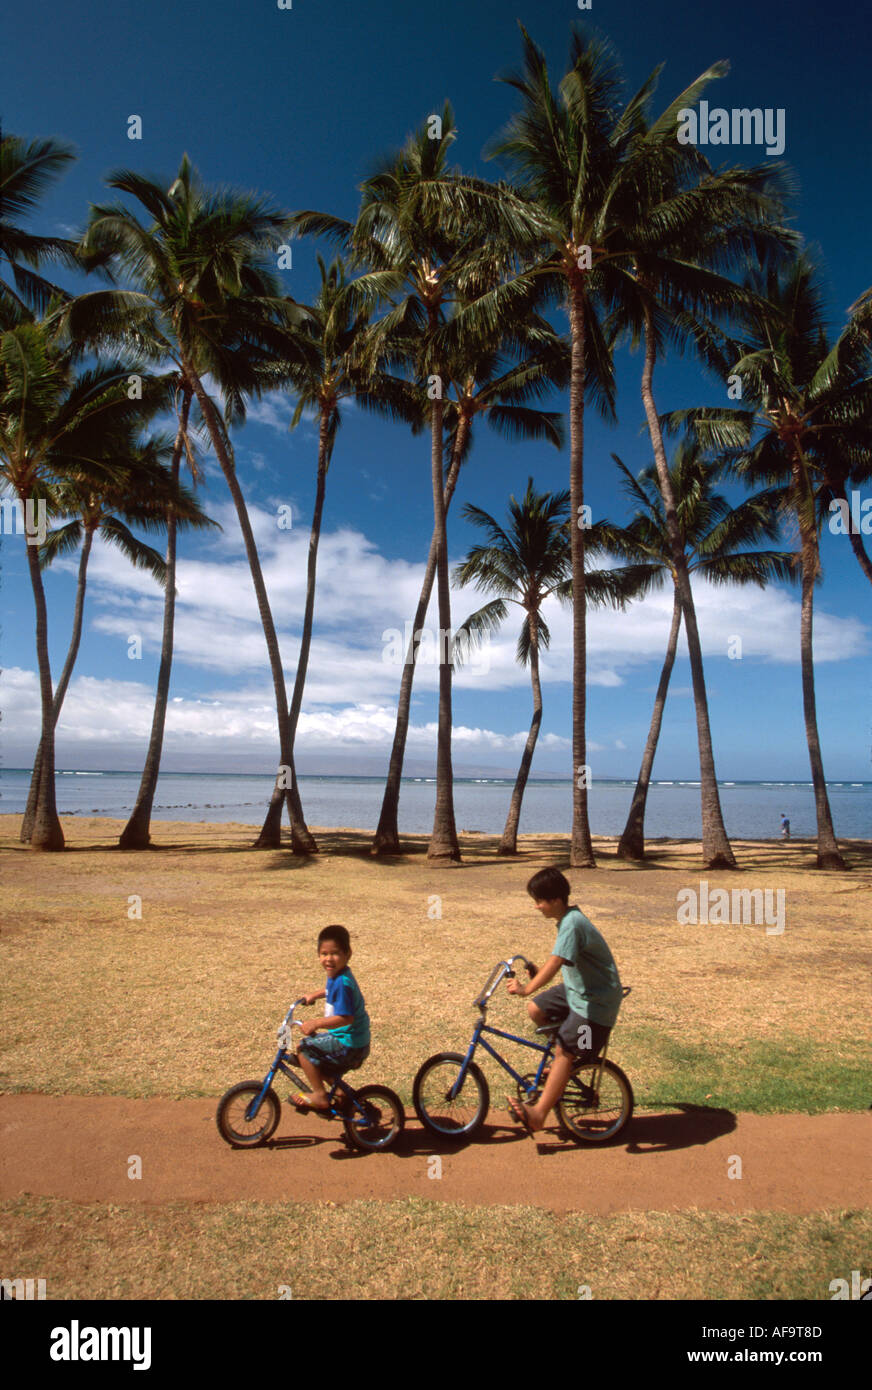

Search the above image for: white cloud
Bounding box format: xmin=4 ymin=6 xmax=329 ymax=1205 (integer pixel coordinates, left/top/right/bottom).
xmin=52 ymin=517 xmax=869 ymax=710
xmin=20 ymin=516 xmax=868 ymax=770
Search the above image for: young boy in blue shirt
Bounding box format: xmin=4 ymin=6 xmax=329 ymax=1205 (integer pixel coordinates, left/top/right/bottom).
xmin=290 ymin=925 xmax=370 ymax=1113
xmin=507 ymin=867 xmax=622 ymax=1135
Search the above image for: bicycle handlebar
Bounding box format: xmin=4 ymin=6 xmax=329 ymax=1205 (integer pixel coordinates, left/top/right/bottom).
xmin=473 ymin=955 xmax=536 ymax=1010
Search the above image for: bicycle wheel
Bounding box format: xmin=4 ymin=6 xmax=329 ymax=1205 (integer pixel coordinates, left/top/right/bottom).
xmin=342 ymin=1085 xmax=405 ymax=1152
xmin=556 ymin=1059 xmax=633 ymax=1144
xmin=413 ymin=1052 xmax=489 ymax=1139
xmin=216 ymin=1080 xmax=281 ymax=1147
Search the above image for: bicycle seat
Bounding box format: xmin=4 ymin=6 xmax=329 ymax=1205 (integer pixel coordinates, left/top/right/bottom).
xmin=535 ymin=1024 xmax=561 ymax=1036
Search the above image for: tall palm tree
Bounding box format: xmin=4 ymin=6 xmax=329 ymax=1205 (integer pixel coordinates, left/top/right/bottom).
xmin=293 ymin=106 xmax=534 ymax=862
xmin=371 ymin=310 xmax=569 ymax=854
xmin=0 ymin=318 xmax=171 ymax=849
xmin=119 ymin=385 xmax=196 ymax=848
xmin=595 ymin=445 xmax=795 ymax=859
xmin=254 ymin=255 xmax=419 ymax=848
xmin=0 ymin=131 xmax=80 ymax=324
xmin=665 ymin=257 xmax=872 ymax=868
xmin=21 ymin=437 xmax=214 ymax=841
xmin=489 ymin=28 xmax=796 ymax=868
xmin=606 ymin=114 xmax=795 ymax=867
xmin=486 ymin=26 xmax=638 ymax=866
xmin=69 ymin=155 xmax=316 ymax=851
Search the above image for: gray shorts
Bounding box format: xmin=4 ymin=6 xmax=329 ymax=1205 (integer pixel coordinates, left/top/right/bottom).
xmin=533 ymin=985 xmax=610 ymax=1061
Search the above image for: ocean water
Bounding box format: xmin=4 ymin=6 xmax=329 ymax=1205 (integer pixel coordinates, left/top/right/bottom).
xmin=1 ymin=769 xmax=870 ymax=840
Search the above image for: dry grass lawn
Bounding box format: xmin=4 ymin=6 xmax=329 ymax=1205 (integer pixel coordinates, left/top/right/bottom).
xmin=2 ymin=817 xmax=870 ymax=1110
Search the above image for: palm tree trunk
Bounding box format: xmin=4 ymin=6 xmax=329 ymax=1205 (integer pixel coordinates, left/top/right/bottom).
xmin=21 ymin=522 xmax=95 ymax=841
xmin=185 ymin=366 xmax=300 ymax=851
xmin=427 ymin=386 xmax=460 ymax=862
xmin=372 ymin=422 xmax=466 ymax=855
xmin=498 ymin=610 xmax=543 ymax=855
xmin=568 ymin=278 xmax=595 ymax=867
xmin=617 ymin=589 xmax=682 ymax=860
xmin=795 ymin=467 xmax=845 ymax=868
xmin=255 ymin=409 xmax=334 ymax=854
xmin=119 ymin=393 xmax=191 ymax=849
xmin=640 ymin=305 xmax=736 ymax=869
xmin=22 ymin=497 xmax=64 ymax=850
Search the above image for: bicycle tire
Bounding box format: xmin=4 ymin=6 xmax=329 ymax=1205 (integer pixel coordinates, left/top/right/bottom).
xmin=412 ymin=1052 xmax=490 ymax=1139
xmin=556 ymin=1059 xmax=633 ymax=1144
xmin=216 ymin=1080 xmax=281 ymax=1147
xmin=342 ymin=1084 xmax=405 ymax=1152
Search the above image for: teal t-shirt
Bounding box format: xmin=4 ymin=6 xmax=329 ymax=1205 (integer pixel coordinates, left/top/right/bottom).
xmin=553 ymin=906 xmax=622 ymax=1027
xmin=325 ymin=969 xmax=371 ymax=1047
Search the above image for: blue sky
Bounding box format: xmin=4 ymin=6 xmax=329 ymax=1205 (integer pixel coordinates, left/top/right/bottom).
xmin=1 ymin=0 xmax=870 ymax=782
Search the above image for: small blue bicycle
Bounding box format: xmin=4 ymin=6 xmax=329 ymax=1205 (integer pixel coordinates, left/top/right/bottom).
xmin=412 ymin=955 xmax=633 ymax=1144
xmin=216 ymin=997 xmax=405 ymax=1152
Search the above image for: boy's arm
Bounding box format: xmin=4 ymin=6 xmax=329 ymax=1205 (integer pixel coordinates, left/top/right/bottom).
xmin=302 ymin=988 xmax=327 ymax=1005
xmin=509 ymin=954 xmax=565 ymax=998
xmin=301 ymin=1014 xmax=353 ymax=1036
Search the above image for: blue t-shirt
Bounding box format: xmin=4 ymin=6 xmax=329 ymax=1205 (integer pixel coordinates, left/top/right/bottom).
xmin=325 ymin=970 xmax=370 ymax=1047
xmin=553 ymin=906 xmax=623 ymax=1028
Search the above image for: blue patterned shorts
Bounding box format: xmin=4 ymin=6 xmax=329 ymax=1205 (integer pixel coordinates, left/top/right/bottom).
xmin=299 ymin=1034 xmax=370 ymax=1076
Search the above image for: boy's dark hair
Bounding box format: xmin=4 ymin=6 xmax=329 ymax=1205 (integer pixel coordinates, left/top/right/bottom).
xmin=318 ymin=924 xmax=351 ymax=955
xmin=526 ymin=867 xmax=571 ymax=904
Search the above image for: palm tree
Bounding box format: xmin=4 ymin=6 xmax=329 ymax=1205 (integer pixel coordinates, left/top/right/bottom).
xmin=254 ymin=255 xmax=418 ymax=848
xmin=595 ymin=445 xmax=795 ymax=859
xmin=530 ymin=46 xmax=792 ymax=868
xmin=293 ymin=107 xmax=535 ymax=862
xmin=452 ymin=482 xmax=563 ymax=855
xmin=486 ymin=25 xmax=638 ymax=866
xmin=0 ymin=131 xmax=80 ymax=324
xmin=119 ymin=385 xmax=196 ymax=849
xmin=21 ymin=434 xmax=215 ymax=841
xmin=0 ymin=318 xmax=171 ymax=849
xmin=69 ymin=155 xmax=316 ymax=851
xmin=489 ymin=28 xmax=798 ymax=868
xmin=371 ymin=310 xmax=569 ymax=854
xmin=665 ymin=256 xmax=872 ymax=868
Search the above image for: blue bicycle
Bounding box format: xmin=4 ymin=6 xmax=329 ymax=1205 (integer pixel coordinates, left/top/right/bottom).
xmin=412 ymin=955 xmax=633 ymax=1144
xmin=216 ymin=997 xmax=405 ymax=1152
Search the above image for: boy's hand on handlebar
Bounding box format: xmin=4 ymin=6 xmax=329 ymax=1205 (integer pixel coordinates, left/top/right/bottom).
xmin=506 ymin=978 xmax=526 ymax=998
xmin=300 ymin=1018 xmax=319 ymax=1036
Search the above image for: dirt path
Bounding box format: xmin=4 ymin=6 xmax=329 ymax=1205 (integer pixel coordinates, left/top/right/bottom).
xmin=1 ymin=1095 xmax=868 ymax=1213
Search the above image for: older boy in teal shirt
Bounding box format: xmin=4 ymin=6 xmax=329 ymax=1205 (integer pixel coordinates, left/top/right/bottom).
xmin=507 ymin=866 xmax=622 ymax=1134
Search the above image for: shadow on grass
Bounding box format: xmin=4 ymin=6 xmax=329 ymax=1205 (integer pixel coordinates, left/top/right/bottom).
xmin=6 ymin=825 xmax=870 ymax=873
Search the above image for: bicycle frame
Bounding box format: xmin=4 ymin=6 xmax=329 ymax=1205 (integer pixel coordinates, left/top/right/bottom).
xmin=245 ymin=998 xmax=369 ymax=1123
xmin=450 ymin=956 xmax=622 ymax=1102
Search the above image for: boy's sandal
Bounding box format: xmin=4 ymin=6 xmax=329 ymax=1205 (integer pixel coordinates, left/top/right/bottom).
xmin=288 ymin=1092 xmax=328 ymax=1115
xmin=506 ymin=1097 xmax=534 ymax=1135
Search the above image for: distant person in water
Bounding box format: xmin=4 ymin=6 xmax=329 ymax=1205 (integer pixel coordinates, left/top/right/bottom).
xmin=781 ymin=814 xmax=791 ymax=840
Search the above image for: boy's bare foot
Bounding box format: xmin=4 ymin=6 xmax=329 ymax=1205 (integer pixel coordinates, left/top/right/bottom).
xmin=507 ymin=1097 xmax=545 ymax=1134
